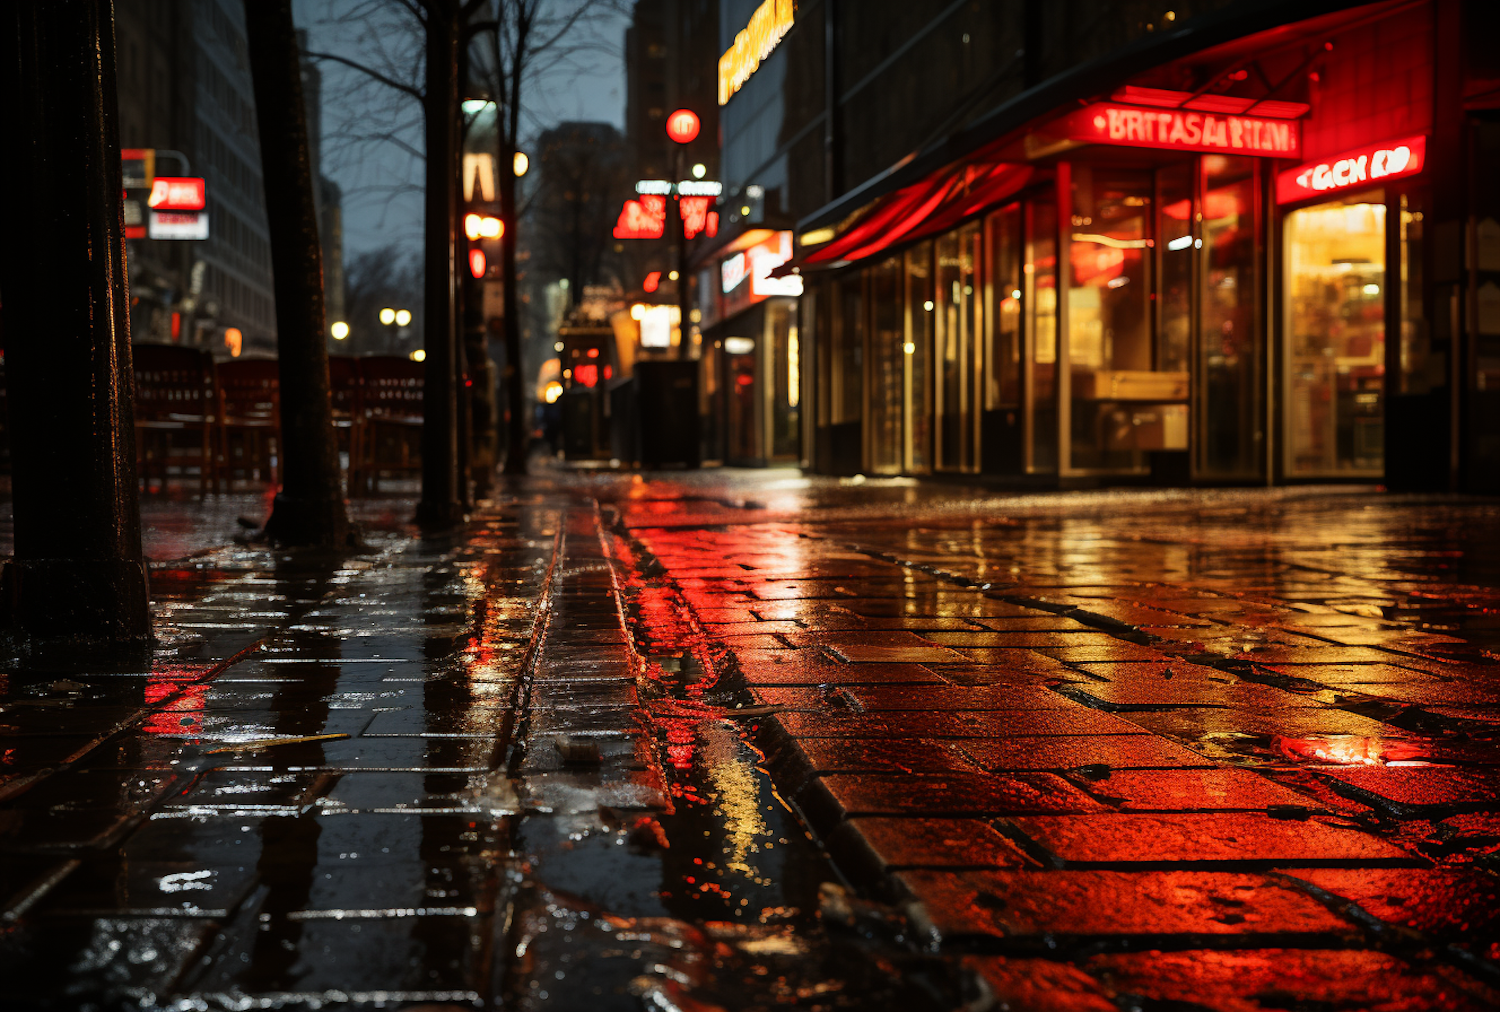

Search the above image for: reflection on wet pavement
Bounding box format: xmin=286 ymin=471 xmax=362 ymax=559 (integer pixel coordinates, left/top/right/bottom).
xmin=1 ymin=473 xmax=1499 ymax=1009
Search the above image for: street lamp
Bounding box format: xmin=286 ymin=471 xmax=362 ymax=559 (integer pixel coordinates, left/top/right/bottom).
xmin=513 ymin=151 xmax=529 ymax=177
xmin=666 ymin=110 xmax=699 ymax=359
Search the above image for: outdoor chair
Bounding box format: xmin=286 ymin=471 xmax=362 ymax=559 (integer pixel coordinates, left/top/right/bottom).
xmin=132 ymin=343 xmax=218 ymax=494
xmin=328 ymin=354 xmax=363 ymax=492
xmin=216 ymin=358 xmax=281 ymax=486
xmin=352 ymin=355 xmax=423 ymax=494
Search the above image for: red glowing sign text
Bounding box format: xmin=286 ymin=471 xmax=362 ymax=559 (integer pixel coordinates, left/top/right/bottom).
xmin=1062 ymin=102 xmax=1300 ymax=158
xmin=680 ymin=196 xmax=719 ymax=239
xmin=1276 ymin=135 xmax=1427 ymax=204
xmin=666 ymin=108 xmax=701 ymax=145
xmin=614 ymin=195 xmax=666 ymax=239
xmin=146 ymin=176 xmax=206 ymax=211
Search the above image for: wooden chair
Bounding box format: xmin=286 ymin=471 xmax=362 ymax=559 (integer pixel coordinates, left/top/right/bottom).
xmin=132 ymin=344 xmax=217 ymax=494
xmin=216 ymin=358 xmax=280 ymax=486
xmin=328 ymin=354 xmax=362 ymax=492
xmin=353 ymin=355 xmax=423 ymax=494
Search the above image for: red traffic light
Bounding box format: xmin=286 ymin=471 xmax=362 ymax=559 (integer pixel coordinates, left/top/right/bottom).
xmin=469 ymin=248 xmax=487 ymax=278
xmin=666 ymin=108 xmax=700 ymax=145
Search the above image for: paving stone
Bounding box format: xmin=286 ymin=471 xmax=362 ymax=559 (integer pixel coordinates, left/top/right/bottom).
xmin=1281 ymin=867 xmax=1500 ymax=938
xmin=1075 ymin=768 xmax=1322 ymax=811
xmin=961 ymin=955 xmax=1117 ymax=1012
xmin=799 ymin=772 xmax=1108 ymax=834
xmin=1008 ymin=813 xmax=1412 ymax=865
xmin=957 ymin=734 xmax=1213 ymax=771
xmin=1315 ymin=766 xmax=1500 ymax=816
xmin=898 ymin=869 xmax=1352 ymax=939
xmin=1084 ymin=948 xmax=1499 ymax=1012
xmin=827 ymin=817 xmax=1037 ymax=878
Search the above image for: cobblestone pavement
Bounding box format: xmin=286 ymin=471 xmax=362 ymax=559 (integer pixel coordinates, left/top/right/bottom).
xmin=3 ymin=473 xmax=1500 ymax=1010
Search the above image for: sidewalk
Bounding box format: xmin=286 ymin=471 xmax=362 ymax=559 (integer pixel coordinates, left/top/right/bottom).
xmin=2 ymin=474 xmax=1498 ymax=1009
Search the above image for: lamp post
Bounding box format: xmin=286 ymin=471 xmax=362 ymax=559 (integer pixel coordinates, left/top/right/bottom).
xmin=665 ymin=108 xmax=700 ymax=361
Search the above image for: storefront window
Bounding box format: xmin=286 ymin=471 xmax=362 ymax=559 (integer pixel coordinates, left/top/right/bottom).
xmin=1157 ymin=163 xmax=1194 ymax=375
xmin=1285 ymin=190 xmax=1386 ymax=476
xmin=1068 ymin=166 xmax=1154 ymax=470
xmin=1028 ymin=197 xmax=1058 ymax=472
xmin=726 ymin=337 xmax=759 ymax=461
xmin=768 ymin=300 xmax=799 ymax=458
xmin=988 ymin=205 xmax=1023 ymax=409
xmin=1199 ymin=156 xmax=1262 ymax=478
xmin=935 ymin=222 xmax=982 ymax=471
xmin=869 ymin=256 xmax=904 ymax=472
xmin=906 ymin=242 xmax=934 ymax=472
xmin=1398 ymin=192 xmax=1434 ymax=394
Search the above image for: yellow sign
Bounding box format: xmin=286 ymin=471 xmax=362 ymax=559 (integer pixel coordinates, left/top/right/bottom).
xmin=718 ymin=0 xmax=794 ymax=105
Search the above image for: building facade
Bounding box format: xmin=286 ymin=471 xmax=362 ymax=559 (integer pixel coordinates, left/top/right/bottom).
xmin=706 ymin=0 xmax=1499 ymax=492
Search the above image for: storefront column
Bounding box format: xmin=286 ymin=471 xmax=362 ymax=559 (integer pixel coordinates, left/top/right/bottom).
xmin=0 ymin=0 xmax=152 ymax=653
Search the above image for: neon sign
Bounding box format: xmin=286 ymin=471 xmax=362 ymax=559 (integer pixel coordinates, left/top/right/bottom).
xmin=1062 ymin=102 xmax=1300 ymax=158
xmin=719 ymin=0 xmax=794 ymax=106
xmin=146 ymin=177 xmax=206 ymax=211
xmin=614 ymin=195 xmax=666 ymax=239
xmin=1276 ymin=135 xmax=1426 ymax=204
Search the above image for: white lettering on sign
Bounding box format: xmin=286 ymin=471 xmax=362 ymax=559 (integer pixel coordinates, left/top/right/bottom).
xmin=1277 ymin=135 xmax=1427 ymax=204
xmin=1067 ymin=103 xmax=1300 ymax=157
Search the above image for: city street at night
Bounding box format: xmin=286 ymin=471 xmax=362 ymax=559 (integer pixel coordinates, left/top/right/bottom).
xmin=3 ymin=473 xmax=1500 ymax=1009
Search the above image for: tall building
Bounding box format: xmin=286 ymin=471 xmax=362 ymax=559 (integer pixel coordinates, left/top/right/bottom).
xmin=695 ymin=0 xmax=1500 ymax=492
xmin=114 ymin=0 xmax=346 ymax=358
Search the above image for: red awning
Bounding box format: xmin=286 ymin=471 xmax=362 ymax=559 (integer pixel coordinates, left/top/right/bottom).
xmin=804 ymin=160 xmax=1033 ymax=266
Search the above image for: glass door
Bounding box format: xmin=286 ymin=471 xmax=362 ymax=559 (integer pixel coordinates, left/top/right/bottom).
xmin=1198 ymin=156 xmax=1263 ymax=478
xmin=1027 ymin=196 xmax=1059 ymax=472
xmin=1284 ymin=191 xmax=1386 ymax=476
xmin=905 ymin=242 xmax=934 ymax=472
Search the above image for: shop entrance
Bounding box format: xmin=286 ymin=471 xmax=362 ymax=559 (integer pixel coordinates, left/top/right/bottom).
xmin=1283 ymin=191 xmax=1386 ymax=477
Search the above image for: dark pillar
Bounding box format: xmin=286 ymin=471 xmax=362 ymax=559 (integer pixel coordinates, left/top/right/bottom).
xmin=0 ymin=0 xmax=151 ymax=654
xmin=243 ymin=0 xmax=350 ymax=547
xmin=417 ymin=1 xmax=463 ymax=526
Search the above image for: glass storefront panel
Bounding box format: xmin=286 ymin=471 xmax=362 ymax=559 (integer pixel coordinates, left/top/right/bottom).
xmin=1158 ymin=163 xmax=1194 ymax=376
xmin=1199 ymin=156 xmax=1262 ymax=478
xmin=1028 ymin=197 xmax=1058 ymax=472
xmin=987 ymin=205 xmax=1023 ymax=410
xmin=832 ymin=277 xmax=864 ymax=425
xmin=768 ymin=300 xmax=800 ymax=458
xmin=868 ymin=256 xmax=904 ymax=472
xmin=906 ymin=243 xmax=934 ymax=472
xmin=1285 ymin=191 xmax=1386 ymax=476
xmin=1398 ymin=193 xmax=1434 ymax=394
xmin=1068 ymin=166 xmax=1155 ymax=471
xmin=726 ymin=340 xmax=759 ymax=461
xmin=935 ymin=225 xmax=981 ymax=471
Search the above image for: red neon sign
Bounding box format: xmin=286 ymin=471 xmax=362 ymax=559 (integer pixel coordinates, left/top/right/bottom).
xmin=469 ymin=248 xmax=487 ymax=278
xmin=146 ymin=176 xmax=206 ymax=211
xmin=643 ymin=271 xmax=661 ymax=293
xmin=680 ymin=195 xmax=719 ymax=239
xmin=1276 ymin=135 xmax=1426 ymax=204
xmin=666 ymin=109 xmax=700 ymax=145
xmin=614 ymin=195 xmax=666 ymax=239
xmin=1061 ymin=102 xmax=1300 ymax=158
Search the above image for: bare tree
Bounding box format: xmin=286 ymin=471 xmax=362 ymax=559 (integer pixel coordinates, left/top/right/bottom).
xmin=244 ymin=0 xmax=350 ymax=547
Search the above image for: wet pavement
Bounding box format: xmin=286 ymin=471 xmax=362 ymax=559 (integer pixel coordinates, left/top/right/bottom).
xmin=3 ymin=471 xmax=1500 ymax=1010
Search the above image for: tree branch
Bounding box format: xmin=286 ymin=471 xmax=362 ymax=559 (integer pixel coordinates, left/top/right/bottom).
xmin=305 ymin=49 xmax=425 ymax=102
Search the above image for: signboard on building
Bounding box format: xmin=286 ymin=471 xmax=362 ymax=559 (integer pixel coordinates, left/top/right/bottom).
xmin=1061 ymin=102 xmax=1301 ymax=158
xmin=146 ymin=176 xmax=206 ymax=211
xmin=718 ymin=0 xmax=794 ymax=105
xmin=1275 ymin=135 xmax=1427 ymax=204
xmin=149 ymin=210 xmax=209 ymax=240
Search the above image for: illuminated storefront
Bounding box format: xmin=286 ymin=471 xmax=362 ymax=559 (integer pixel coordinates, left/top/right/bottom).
xmin=698 ymin=230 xmax=803 ymax=465
xmin=790 ymin=1 xmax=1497 ymax=491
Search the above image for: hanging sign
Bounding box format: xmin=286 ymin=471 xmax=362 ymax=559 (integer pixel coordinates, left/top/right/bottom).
xmin=1275 ymin=135 xmax=1426 ymax=204
xmin=1061 ymin=102 xmax=1300 ymax=158
xmin=146 ymin=176 xmax=206 ymax=211
xmin=148 ymin=210 xmax=209 ymax=240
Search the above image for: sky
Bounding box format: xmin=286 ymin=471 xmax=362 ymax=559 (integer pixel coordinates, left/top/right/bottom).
xmin=295 ymin=0 xmax=631 ymax=260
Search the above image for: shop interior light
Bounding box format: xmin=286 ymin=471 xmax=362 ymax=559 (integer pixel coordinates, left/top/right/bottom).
xmin=1167 ymin=235 xmax=1194 ymax=251
xmin=668 ymin=270 xmax=679 ymax=281
xmin=395 ymin=309 xmax=412 ymax=326
xmin=554 ymin=341 xmax=564 ymax=352
xmin=514 ymin=151 xmax=529 ymax=177
xmin=464 ymin=213 xmax=483 ymax=240
xmin=543 ymin=381 xmax=563 ymax=404
xmin=330 ymin=321 xmax=349 ymax=340
xmin=379 ymin=308 xmax=396 ymax=325
xmin=1010 ymin=289 xmax=1022 ymax=300
xmin=411 ymin=348 xmax=426 ymax=363
xmin=630 ymin=303 xmax=647 ymax=320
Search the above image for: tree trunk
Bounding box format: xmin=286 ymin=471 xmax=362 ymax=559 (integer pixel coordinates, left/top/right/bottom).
xmin=0 ymin=0 xmax=151 ymax=655
xmin=242 ymin=0 xmax=350 ymax=548
xmin=498 ymin=24 xmax=528 ymax=476
xmin=416 ymin=0 xmax=464 ymax=526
